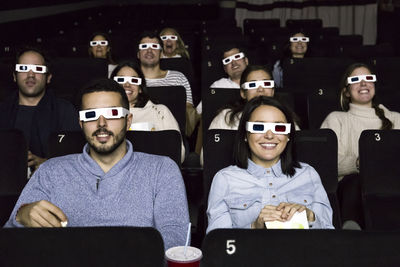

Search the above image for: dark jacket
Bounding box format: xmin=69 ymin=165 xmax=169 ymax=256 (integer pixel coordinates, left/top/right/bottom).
xmin=0 ymin=89 xmax=80 ymax=157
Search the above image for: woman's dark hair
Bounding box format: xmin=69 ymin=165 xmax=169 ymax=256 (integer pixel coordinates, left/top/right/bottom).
xmin=339 ymin=62 xmax=393 ymax=130
xmin=221 ymin=65 xmax=273 ymax=127
xmin=88 ymin=32 xmax=116 ymax=64
xmin=234 ymin=96 xmax=300 ymax=176
xmin=110 ymin=61 xmax=151 ymax=108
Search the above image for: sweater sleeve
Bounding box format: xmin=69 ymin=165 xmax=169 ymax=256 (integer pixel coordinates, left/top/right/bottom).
xmin=321 ymin=112 xmax=358 ymax=177
xmin=153 ymin=157 xmax=190 ymax=250
xmin=3 ymin=163 xmax=53 ymax=227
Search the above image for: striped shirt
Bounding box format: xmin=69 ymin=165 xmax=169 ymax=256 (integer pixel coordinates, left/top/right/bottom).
xmin=146 ymin=70 xmax=193 ymax=104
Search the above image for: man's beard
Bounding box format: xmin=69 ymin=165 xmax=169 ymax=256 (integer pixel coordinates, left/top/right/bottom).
xmin=86 ymin=123 xmax=127 ymax=155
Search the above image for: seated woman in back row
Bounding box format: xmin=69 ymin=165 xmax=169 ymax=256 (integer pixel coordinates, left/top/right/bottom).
xmin=110 ymin=61 xmax=185 ymax=162
xmin=209 ymin=65 xmax=276 ymax=130
xmin=321 ymin=62 xmax=400 ymax=178
xmin=209 ymin=64 xmax=299 ymax=130
xmin=321 ymin=62 xmax=400 ymax=227
xmin=88 ymin=32 xmax=117 ymax=77
xmin=207 ymin=96 xmax=333 ymax=232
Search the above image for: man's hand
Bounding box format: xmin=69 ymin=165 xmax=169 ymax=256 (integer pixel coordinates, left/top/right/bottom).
xmin=252 ymin=205 xmax=285 ymax=229
xmin=276 ymin=202 xmax=315 ymax=222
xmin=16 ymin=200 xmax=68 ymax=227
xmin=28 ymin=151 xmax=47 ymax=171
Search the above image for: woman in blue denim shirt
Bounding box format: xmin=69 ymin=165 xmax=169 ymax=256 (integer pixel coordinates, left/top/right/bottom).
xmin=207 ymin=96 xmax=333 ymax=232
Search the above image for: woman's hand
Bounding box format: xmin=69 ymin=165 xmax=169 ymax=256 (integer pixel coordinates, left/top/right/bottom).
xmin=251 ymin=205 xmax=285 ymax=229
xmin=276 ymin=202 xmax=315 ymax=222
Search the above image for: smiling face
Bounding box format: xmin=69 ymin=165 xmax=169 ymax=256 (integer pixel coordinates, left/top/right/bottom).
xmin=346 ymin=66 xmax=375 ymax=107
xmin=90 ymin=35 xmax=109 ymax=59
xmin=137 ymin=37 xmax=161 ymax=68
xmin=116 ymin=66 xmax=141 ymax=106
xmin=290 ymin=33 xmax=308 ymax=58
xmin=80 ymin=91 xmax=132 ymax=156
xmin=161 ymin=29 xmax=178 ymax=57
xmin=223 ymin=48 xmax=248 ymax=82
xmin=240 ymin=69 xmax=275 ymax=101
xmin=247 ymin=105 xmax=289 ymax=168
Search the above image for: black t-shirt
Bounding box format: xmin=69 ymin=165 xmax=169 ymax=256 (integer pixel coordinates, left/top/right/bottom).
xmin=14 ymin=105 xmax=36 ymax=148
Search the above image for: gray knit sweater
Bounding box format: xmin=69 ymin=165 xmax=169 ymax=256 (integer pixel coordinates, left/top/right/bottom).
xmin=4 ymin=140 xmax=190 ymax=250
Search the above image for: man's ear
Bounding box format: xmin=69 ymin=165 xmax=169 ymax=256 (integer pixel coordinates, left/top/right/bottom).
xmin=79 ymin=120 xmax=83 ymax=129
xmin=13 ymin=72 xmax=16 ymax=83
xmin=126 ymin=113 xmax=133 ymax=131
xmin=46 ymin=73 xmax=52 ymax=84
xmin=245 ymin=57 xmax=249 ymax=66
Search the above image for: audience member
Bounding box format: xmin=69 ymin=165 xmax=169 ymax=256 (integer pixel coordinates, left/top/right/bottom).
xmin=136 ymin=31 xmax=197 ymax=136
xmin=4 ymin=78 xmax=190 ymax=250
xmin=160 ymin=27 xmax=190 ymax=59
xmin=111 ymin=61 xmax=185 ymax=162
xmin=272 ymin=32 xmax=309 ymax=88
xmin=207 ymin=96 xmax=333 ymax=232
xmin=0 ymin=47 xmax=80 ymax=174
xmin=209 ymin=65 xmax=275 ymax=130
xmin=88 ymin=32 xmax=117 ymax=77
xmin=196 ymin=44 xmax=249 ymax=115
xmin=320 ymin=62 xmax=400 ymax=227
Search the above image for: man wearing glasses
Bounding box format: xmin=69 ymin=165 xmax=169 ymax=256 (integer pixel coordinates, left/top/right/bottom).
xmin=0 ymin=47 xmax=80 ymax=173
xmin=136 ymin=31 xmax=197 ymax=136
xmin=4 ymin=78 xmax=190 ymax=250
xmin=196 ymin=45 xmax=249 ymax=115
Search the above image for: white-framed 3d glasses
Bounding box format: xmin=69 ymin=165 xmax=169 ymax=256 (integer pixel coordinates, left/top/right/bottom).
xmin=290 ymin=37 xmax=310 ymax=43
xmin=138 ymin=43 xmax=162 ymax=50
xmin=15 ymin=64 xmax=47 ymax=74
xmin=222 ymin=52 xmax=245 ymax=65
xmin=90 ymin=40 xmax=108 ymax=46
xmin=347 ymin=74 xmax=376 ymax=84
xmin=113 ymin=76 xmax=142 ymax=85
xmin=246 ymin=122 xmax=291 ymax=134
xmin=242 ymin=80 xmax=275 ymax=90
xmin=79 ymin=107 xmax=129 ymax=122
xmin=160 ymin=35 xmax=178 ymax=41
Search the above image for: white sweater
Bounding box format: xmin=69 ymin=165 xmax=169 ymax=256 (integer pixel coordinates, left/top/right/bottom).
xmin=321 ymin=103 xmax=400 ymax=179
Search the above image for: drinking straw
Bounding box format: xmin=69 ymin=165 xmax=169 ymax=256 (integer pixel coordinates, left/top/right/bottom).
xmin=183 ymin=222 xmax=191 ymax=256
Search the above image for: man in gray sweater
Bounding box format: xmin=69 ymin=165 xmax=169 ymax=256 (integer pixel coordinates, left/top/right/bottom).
xmin=4 ymin=78 xmax=190 ymax=250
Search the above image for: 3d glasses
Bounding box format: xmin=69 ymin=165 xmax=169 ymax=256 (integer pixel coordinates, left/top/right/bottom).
xmin=347 ymin=74 xmax=376 ymax=84
xmin=246 ymin=122 xmax=291 ymax=134
xmin=139 ymin=43 xmax=162 ymax=50
xmin=222 ymin=52 xmax=245 ymax=65
xmin=242 ymin=80 xmax=275 ymax=90
xmin=113 ymin=76 xmax=142 ymax=85
xmin=90 ymin=40 xmax=108 ymax=46
xmin=15 ymin=64 xmax=47 ymax=74
xmin=290 ymin=37 xmax=310 ymax=43
xmin=160 ymin=35 xmax=178 ymax=41
xmin=79 ymin=107 xmax=129 ymax=122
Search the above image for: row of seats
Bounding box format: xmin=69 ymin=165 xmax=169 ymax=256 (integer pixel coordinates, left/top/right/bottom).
xmin=2 ymin=128 xmax=400 ymax=233
xmin=1 ymin=227 xmax=400 ymax=266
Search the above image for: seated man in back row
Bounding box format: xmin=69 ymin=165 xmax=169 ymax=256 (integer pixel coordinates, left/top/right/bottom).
xmin=0 ymin=47 xmax=80 ymax=174
xmin=4 ymin=78 xmax=190 ymax=250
